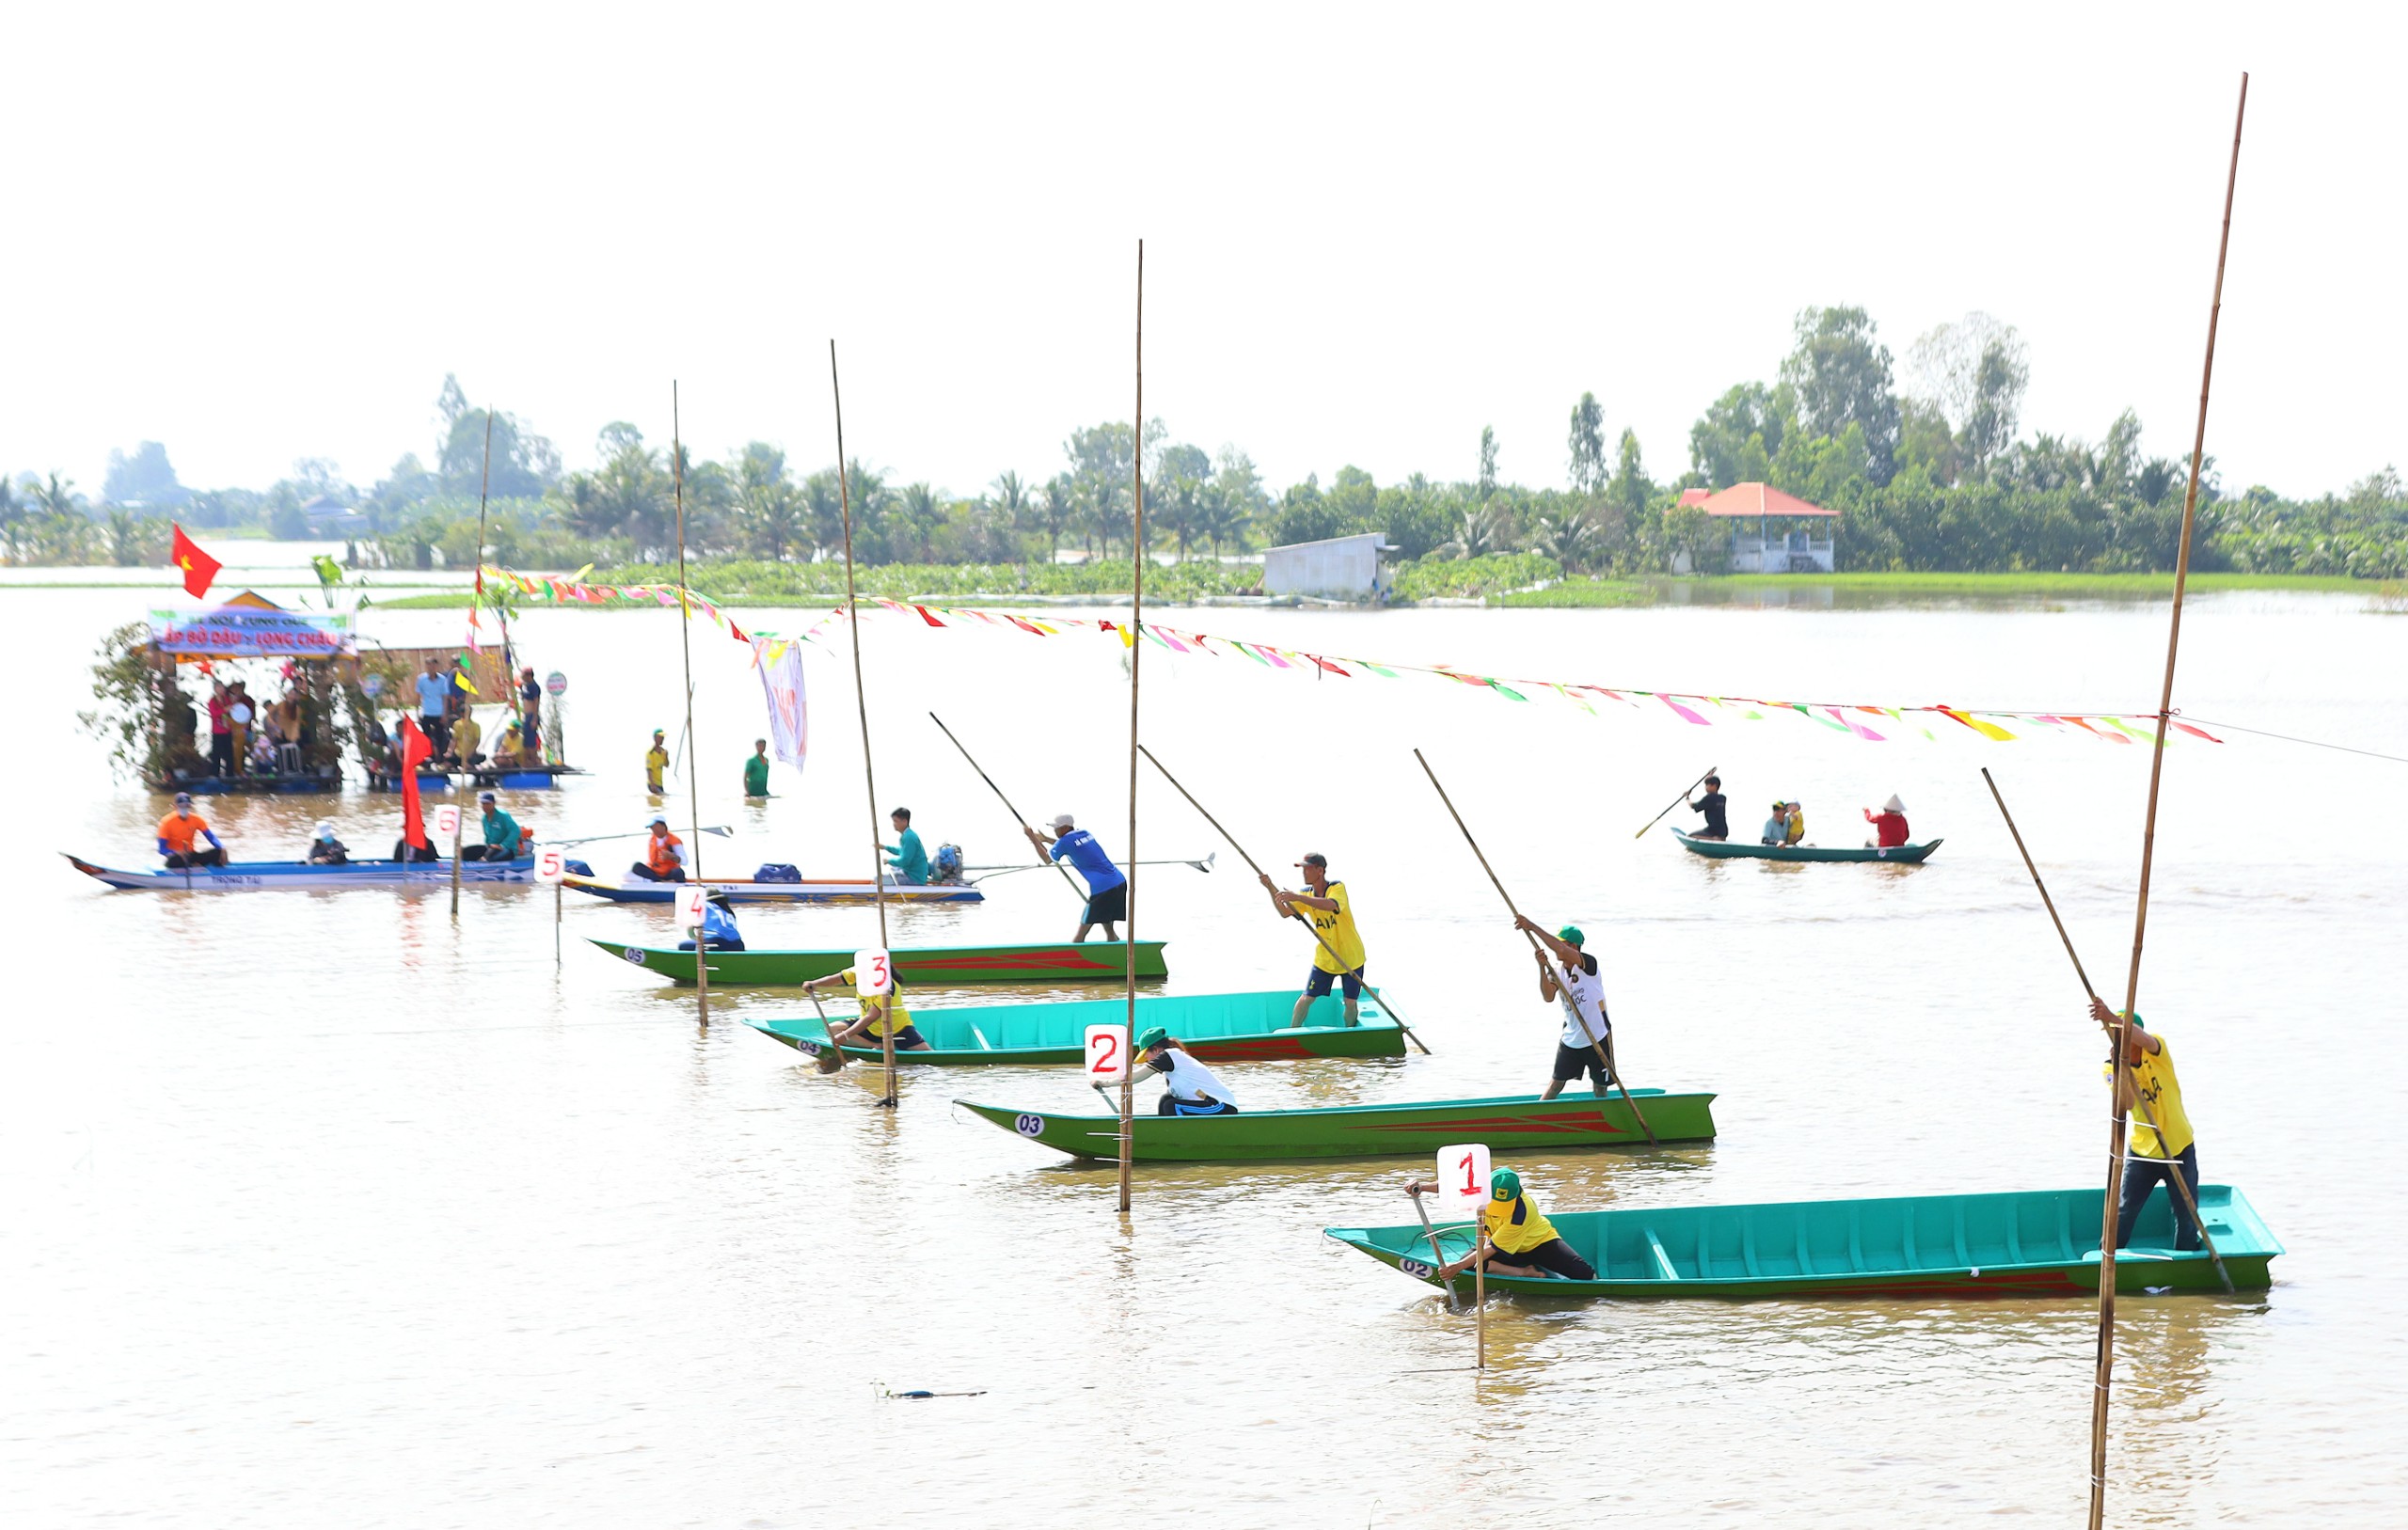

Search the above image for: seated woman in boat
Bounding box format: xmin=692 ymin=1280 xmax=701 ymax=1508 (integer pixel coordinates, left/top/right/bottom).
xmin=157 ymin=793 xmax=227 ymax=867
xmin=1406 ymin=1166 xmax=1596 ymax=1281
xmin=305 ymin=821 xmax=349 ymax=864
xmin=1862 ymin=794 xmax=1909 ymax=847
xmin=675 ymin=891 xmax=746 ymax=952
xmin=1134 ymin=1026 xmax=1239 ymax=1115
xmin=801 ymin=969 xmax=931 ymax=1052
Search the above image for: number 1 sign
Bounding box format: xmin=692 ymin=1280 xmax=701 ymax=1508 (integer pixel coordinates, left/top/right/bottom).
xmin=1437 ymin=1143 xmax=1492 ymax=1215
xmin=1084 ymin=1024 xmax=1129 ymax=1084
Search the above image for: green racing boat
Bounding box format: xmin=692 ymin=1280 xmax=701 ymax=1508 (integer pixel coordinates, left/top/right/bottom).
xmin=593 ymin=938 xmax=1168 ymax=986
xmin=747 ymin=988 xmax=1405 ymax=1066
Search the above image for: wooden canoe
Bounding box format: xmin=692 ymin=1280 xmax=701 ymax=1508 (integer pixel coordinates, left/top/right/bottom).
xmin=66 ymin=852 xmax=534 ymax=891
xmin=593 ymin=938 xmax=1169 ymax=986
xmin=563 ymin=873 xmax=982 ymax=905
xmin=958 ymin=1089 xmax=1714 ymax=1160
xmin=1327 ymin=1184 xmax=2280 ymax=1300
xmin=1673 ymin=830 xmax=1943 ymax=864
xmin=747 ymin=988 xmax=1404 ymax=1066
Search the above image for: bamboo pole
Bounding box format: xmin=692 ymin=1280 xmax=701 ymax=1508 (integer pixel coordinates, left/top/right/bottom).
xmin=830 ymin=342 xmax=895 ymax=1107
xmin=927 ymin=712 xmax=1084 ymax=901
xmin=673 ymin=384 xmax=709 ymax=1029
xmin=1634 ymin=765 xmax=1718 ymax=840
xmin=1413 ymin=749 xmax=1656 ymax=1146
xmin=2089 ymin=73 xmax=2248 ymax=1530
xmin=1118 ymin=241 xmax=1145 ymax=1214
xmin=452 ymin=409 xmax=494 ymax=920
xmin=1980 ymin=768 xmax=2232 ymax=1292
xmin=1138 ymin=744 xmax=1433 ymax=1055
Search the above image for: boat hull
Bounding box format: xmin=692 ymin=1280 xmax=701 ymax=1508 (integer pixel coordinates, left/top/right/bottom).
xmin=1327 ymin=1185 xmax=2280 ymax=1300
xmin=67 ymin=853 xmax=534 ymax=891
xmin=747 ymin=988 xmax=1405 ymax=1066
xmin=958 ymin=1089 xmax=1715 ymax=1160
xmin=565 ymin=874 xmax=981 ymax=905
xmin=593 ymin=939 xmax=1169 ymax=986
xmin=1674 ymin=831 xmax=1942 ymax=863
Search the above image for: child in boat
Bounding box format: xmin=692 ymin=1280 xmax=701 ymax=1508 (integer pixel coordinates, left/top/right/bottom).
xmin=1134 ymin=1026 xmax=1239 ymax=1115
xmin=1862 ymin=794 xmax=1909 ymax=847
xmin=802 ymin=969 xmax=931 ymax=1052
xmin=1406 ymin=1167 xmax=1596 ymax=1281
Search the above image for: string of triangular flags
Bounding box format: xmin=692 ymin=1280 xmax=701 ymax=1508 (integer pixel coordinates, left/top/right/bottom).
xmin=477 ymin=566 xmax=2219 ymax=748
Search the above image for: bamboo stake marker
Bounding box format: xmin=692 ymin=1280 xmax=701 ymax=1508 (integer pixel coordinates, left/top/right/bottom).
xmin=829 ymin=342 xmax=895 ymax=1107
xmin=452 ymin=409 xmax=495 ymax=920
xmin=2089 ymin=72 xmax=2248 ymax=1530
xmin=1118 ymin=240 xmax=1145 ymax=1215
xmin=672 ymin=384 xmax=709 ymax=1029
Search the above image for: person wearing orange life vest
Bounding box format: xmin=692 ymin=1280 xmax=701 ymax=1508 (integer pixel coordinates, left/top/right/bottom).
xmin=628 ymin=814 xmax=687 ymax=882
xmin=156 ymin=791 xmax=226 ymax=868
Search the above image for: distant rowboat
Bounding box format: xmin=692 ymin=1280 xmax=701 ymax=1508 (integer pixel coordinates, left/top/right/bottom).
xmin=959 ymin=1089 xmax=1714 ymax=1161
xmin=66 ymin=852 xmax=532 ymax=891
xmin=1673 ymin=830 xmax=1943 ymax=864
xmin=747 ymin=989 xmax=1405 ymax=1066
xmin=1327 ymin=1185 xmax=2280 ymax=1300
xmin=592 ymin=938 xmax=1168 ymax=986
xmin=564 ymin=873 xmax=981 ymax=905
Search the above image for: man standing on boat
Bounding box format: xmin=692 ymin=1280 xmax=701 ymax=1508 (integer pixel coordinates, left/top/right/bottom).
xmin=1684 ymin=774 xmax=1728 ymax=840
xmin=2093 ymin=996 xmax=2204 ymax=1253
xmin=1265 ymin=852 xmax=1366 ymax=1030
xmin=1404 ymin=1166 xmax=1595 ymax=1282
xmin=415 ymin=657 xmax=452 ymax=757
xmin=1515 ymin=916 xmax=1615 ymax=1100
xmin=1134 ymin=1026 xmax=1238 ymax=1115
xmin=1025 ymin=813 xmax=1127 ymax=942
xmin=157 ymin=792 xmax=226 ymax=868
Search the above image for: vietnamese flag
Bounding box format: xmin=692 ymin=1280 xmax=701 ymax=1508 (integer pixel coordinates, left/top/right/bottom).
xmin=170 ymin=524 xmax=222 ymax=600
xmin=399 ymin=715 xmax=435 ymax=848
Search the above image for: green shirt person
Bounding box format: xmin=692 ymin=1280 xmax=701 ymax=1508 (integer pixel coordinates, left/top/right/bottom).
xmin=470 ymin=792 xmax=522 ymax=861
xmin=743 ymin=738 xmax=771 ymax=797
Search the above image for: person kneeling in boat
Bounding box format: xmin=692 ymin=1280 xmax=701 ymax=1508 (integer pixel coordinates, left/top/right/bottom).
xmin=460 ymin=792 xmax=523 ymax=861
xmin=157 ymin=792 xmax=227 ymax=868
xmin=1134 ymin=1026 xmax=1239 ymax=1116
xmin=305 ymin=821 xmax=349 ymax=864
xmin=628 ymin=815 xmax=686 ymax=882
xmin=1405 ymin=1167 xmax=1595 ymax=1282
xmin=2093 ymin=996 xmax=2204 ymax=1254
xmin=676 ymin=891 xmax=746 ymax=952
xmin=1862 ymin=794 xmax=1909 ymax=848
xmin=802 ymin=969 xmax=932 ymax=1052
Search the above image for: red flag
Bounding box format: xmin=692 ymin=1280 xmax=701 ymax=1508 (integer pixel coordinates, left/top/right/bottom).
xmin=170 ymin=524 xmax=222 ymax=600
xmin=399 ymin=716 xmax=435 ymax=848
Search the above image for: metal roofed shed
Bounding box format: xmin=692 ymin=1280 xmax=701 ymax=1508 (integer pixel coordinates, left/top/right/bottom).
xmin=1261 ymin=531 xmax=1399 ymax=602
xmin=1693 ymin=481 xmax=1838 ymax=573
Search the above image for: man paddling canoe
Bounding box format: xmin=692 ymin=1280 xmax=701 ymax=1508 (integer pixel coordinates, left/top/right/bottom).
xmin=2093 ymin=995 xmax=2204 ymax=1253
xmin=1025 ymin=813 xmax=1127 ymax=942
xmin=157 ymin=792 xmax=227 ymax=868
xmin=1263 ymin=852 xmax=1366 ymax=1029
xmin=1514 ymin=916 xmax=1616 ymax=1100
xmin=802 ymin=967 xmax=931 ymax=1052
xmin=1683 ymin=774 xmax=1728 ymax=840
xmin=1135 ymin=1026 xmax=1238 ymax=1115
xmin=1403 ymin=1166 xmax=1596 ymax=1281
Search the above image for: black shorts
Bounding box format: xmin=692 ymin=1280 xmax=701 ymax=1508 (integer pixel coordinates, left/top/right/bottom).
xmin=1485 ymin=1237 xmax=1595 ymax=1281
xmin=1084 ymin=881 xmax=1128 ymax=924
xmin=869 ymin=1024 xmax=927 ymax=1050
xmin=1305 ymin=966 xmax=1364 ymax=1001
xmin=1551 ymin=1039 xmax=1613 ymax=1083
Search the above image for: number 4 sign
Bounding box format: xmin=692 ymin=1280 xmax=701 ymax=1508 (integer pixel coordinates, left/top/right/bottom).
xmin=854 ymin=949 xmax=893 ymax=997
xmin=1084 ymin=1024 xmax=1129 ymax=1083
xmin=677 ymin=886 xmax=706 ymax=929
xmin=1437 ymin=1143 xmax=1492 ymax=1215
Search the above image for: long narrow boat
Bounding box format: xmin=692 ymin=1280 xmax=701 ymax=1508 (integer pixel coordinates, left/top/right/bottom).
xmin=67 ymin=852 xmax=533 ymax=891
xmin=1327 ymin=1185 xmax=2280 ymax=1300
xmin=593 ymin=938 xmax=1168 ymax=986
xmin=747 ymin=989 xmax=1404 ymax=1066
xmin=1673 ymin=829 xmax=1943 ymax=864
xmin=958 ymin=1089 xmax=1713 ymax=1160
xmin=564 ymin=873 xmax=982 ymax=905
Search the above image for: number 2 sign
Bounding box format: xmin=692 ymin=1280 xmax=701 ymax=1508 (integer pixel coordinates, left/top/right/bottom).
xmin=854 ymin=949 xmax=893 ymax=997
xmin=1437 ymin=1143 xmax=1492 ymax=1215
xmin=1084 ymin=1024 xmax=1130 ymax=1083
xmin=533 ymin=847 xmax=566 ymax=886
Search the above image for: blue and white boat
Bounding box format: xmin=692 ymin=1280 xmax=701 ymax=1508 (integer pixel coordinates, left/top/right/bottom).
xmin=66 ymin=853 xmax=536 ymax=891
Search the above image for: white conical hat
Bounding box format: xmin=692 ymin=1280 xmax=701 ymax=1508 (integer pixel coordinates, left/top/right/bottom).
xmin=1883 ymin=795 xmax=1906 ymax=813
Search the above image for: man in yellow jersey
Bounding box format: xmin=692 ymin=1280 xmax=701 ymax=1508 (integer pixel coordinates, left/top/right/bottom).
xmin=1262 ymin=851 xmax=1366 ymax=1028
xmin=644 ymin=729 xmax=670 ymax=793
xmin=802 ymin=968 xmax=932 ymax=1052
xmin=1402 ymin=1166 xmax=1595 ymax=1281
xmin=2092 ymin=995 xmax=2202 ymax=1252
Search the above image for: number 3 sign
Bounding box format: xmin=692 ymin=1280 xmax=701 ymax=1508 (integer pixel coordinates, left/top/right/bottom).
xmin=1084 ymin=1024 xmax=1129 ymax=1083
xmin=854 ymin=949 xmax=893 ymax=997
xmin=1437 ymin=1143 xmax=1492 ymax=1215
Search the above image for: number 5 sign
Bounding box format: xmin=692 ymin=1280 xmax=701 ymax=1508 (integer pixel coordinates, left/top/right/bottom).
xmin=854 ymin=949 xmax=893 ymax=997
xmin=1437 ymin=1143 xmax=1492 ymax=1215
xmin=1084 ymin=1024 xmax=1129 ymax=1083
xmin=533 ymin=847 xmax=566 ymax=886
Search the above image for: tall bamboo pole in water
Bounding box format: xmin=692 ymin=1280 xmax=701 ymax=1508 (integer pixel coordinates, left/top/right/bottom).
xmin=452 ymin=409 xmax=495 ymax=919
xmin=829 ymin=343 xmax=895 ymax=1106
xmin=672 ymin=384 xmax=709 ymax=1027
xmin=2088 ymin=72 xmax=2247 ymax=1530
xmin=1117 ymin=243 xmax=1148 ymax=1213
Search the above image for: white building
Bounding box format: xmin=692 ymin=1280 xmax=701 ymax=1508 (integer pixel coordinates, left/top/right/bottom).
xmin=1261 ymin=531 xmax=1398 ymax=601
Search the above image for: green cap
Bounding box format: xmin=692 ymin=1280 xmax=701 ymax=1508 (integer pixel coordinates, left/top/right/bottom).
xmin=1490 ymin=1167 xmax=1521 ymax=1201
xmin=1135 ymin=1026 xmax=1168 ymax=1051
xmin=1558 ymin=925 xmax=1585 ymax=948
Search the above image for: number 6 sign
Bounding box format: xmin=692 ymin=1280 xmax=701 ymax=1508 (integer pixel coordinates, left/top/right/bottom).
xmin=433 ymin=804 xmax=460 ymax=839
xmin=1437 ymin=1143 xmax=1492 ymax=1215
xmin=854 ymin=949 xmax=893 ymax=997
xmin=1084 ymin=1024 xmax=1129 ymax=1083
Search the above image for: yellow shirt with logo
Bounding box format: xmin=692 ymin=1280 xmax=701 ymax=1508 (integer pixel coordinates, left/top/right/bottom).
xmin=645 ymin=746 xmax=669 ymax=790
xmin=835 ymin=968 xmax=913 ymax=1040
xmin=1296 ymin=880 xmax=1366 ymax=973
xmin=1482 ymin=1193 xmax=1560 ymax=1255
xmin=2103 ymin=1030 xmax=2193 ymax=1159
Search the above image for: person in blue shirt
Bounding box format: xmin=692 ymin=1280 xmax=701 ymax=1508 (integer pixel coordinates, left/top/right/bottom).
xmin=883 ymin=807 xmax=929 ymax=886
xmin=414 ymin=657 xmax=453 ymax=756
xmin=678 ymin=891 xmax=746 ymax=952
xmin=1025 ymin=812 xmax=1127 ymax=941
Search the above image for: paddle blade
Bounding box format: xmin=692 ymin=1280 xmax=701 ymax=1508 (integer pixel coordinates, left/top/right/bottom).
xmin=813 ymin=1045 xmax=848 ymax=1076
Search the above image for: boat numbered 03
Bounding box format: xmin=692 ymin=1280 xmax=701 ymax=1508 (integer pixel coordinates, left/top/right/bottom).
xmin=748 ymin=988 xmax=1406 ymax=1067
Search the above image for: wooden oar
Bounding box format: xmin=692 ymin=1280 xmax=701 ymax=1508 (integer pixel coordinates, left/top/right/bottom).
xmin=1405 ymin=1186 xmax=1462 ymax=1313
xmin=803 ymin=986 xmax=848 ymax=1075
xmin=1634 ymin=764 xmax=1718 ymax=840
xmin=1137 ymin=744 xmax=1432 ymax=1055
xmin=1415 ymin=749 xmax=1657 ymax=1147
xmin=928 ymin=711 xmax=1085 ymax=902
xmin=1980 ymin=768 xmax=2233 ymax=1293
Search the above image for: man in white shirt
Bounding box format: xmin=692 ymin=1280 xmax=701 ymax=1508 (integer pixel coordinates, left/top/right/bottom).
xmin=1515 ymin=915 xmax=1615 ymax=1100
xmin=1133 ymin=1026 xmax=1238 ymax=1116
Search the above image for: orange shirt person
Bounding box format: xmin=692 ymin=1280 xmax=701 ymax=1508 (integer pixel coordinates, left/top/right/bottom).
xmin=156 ymin=792 xmax=227 ymax=868
xmin=632 ymin=815 xmax=687 ymax=883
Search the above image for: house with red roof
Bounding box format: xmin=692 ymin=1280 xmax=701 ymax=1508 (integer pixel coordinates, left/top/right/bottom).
xmin=1680 ymin=481 xmax=1837 ymax=573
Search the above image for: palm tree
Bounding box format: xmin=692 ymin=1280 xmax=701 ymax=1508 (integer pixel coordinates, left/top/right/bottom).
xmin=735 ymin=445 xmax=802 ymax=560
xmin=1037 ymin=475 xmax=1074 ymax=562
xmin=1527 ymin=510 xmax=1607 ymax=576
xmin=1440 ymin=503 xmax=1509 ymax=560
xmin=897 ymin=482 xmax=942 ymax=560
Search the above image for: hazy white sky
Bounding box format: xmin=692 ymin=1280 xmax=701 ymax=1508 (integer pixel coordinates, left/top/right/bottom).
xmin=7 ymin=5 xmax=2400 ymax=501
